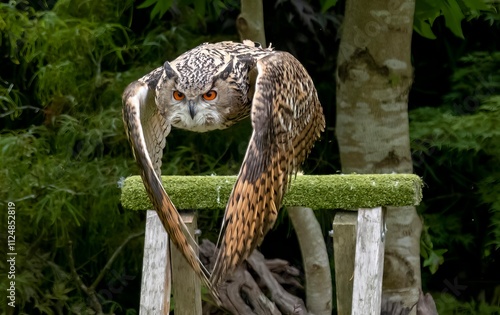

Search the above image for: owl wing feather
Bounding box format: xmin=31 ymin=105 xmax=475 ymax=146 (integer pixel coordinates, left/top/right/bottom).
xmin=122 ymin=79 xmax=222 ymax=304
xmin=211 ymin=52 xmax=325 ymax=285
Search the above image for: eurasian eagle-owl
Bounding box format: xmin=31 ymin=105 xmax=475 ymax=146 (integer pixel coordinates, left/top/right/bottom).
xmin=122 ymin=40 xmax=325 ymax=303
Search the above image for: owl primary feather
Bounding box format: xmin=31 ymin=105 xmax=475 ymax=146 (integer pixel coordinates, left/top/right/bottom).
xmin=122 ymin=40 xmax=325 ymax=304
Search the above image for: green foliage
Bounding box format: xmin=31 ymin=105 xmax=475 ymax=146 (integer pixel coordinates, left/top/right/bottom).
xmin=0 ymin=0 xmax=250 ymax=312
xmin=434 ymin=293 xmax=500 ymax=314
xmin=410 ymin=51 xmax=500 ymax=309
xmin=320 ymin=0 xmax=338 ymax=12
xmin=410 ymin=101 xmax=500 ymax=155
xmin=444 ymin=51 xmax=500 ymax=112
xmin=0 ymin=83 xmax=28 ymax=120
xmin=0 ymin=2 xmax=34 ymax=65
xmin=421 ymin=222 xmax=448 ymax=274
xmin=411 ymin=97 xmax=500 ymax=258
xmin=137 ymin=0 xmax=174 ymax=20
xmin=414 ymin=0 xmax=492 ymax=39
xmin=0 ymin=0 xmax=145 ymax=313
xmin=137 ymin=0 xmax=239 ymax=25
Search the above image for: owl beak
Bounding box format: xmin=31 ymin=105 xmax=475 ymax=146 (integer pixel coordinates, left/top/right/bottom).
xmin=188 ymin=101 xmax=197 ymax=119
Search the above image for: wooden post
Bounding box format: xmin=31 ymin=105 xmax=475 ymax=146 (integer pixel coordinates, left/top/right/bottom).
xmin=170 ymin=211 xmax=202 ymax=315
xmin=351 ymin=207 xmax=385 ymax=315
xmin=140 ymin=210 xmax=171 ymax=315
xmin=333 ymin=211 xmax=357 ymax=315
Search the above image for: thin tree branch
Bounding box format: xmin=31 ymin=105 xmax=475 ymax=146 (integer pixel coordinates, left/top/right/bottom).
xmin=67 ymin=230 xmax=144 ymax=314
xmin=89 ymin=230 xmax=145 ymax=290
xmin=287 ymin=206 xmax=332 ymax=315
xmin=67 ymin=240 xmax=103 ymax=315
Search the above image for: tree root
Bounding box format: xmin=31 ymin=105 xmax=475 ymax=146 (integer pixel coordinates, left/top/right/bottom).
xmin=200 ymin=240 xmax=307 ymax=315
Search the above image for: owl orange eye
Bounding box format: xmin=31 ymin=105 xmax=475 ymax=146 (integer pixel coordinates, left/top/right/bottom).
xmin=202 ymin=90 xmax=217 ymax=101
xmin=173 ymin=91 xmax=185 ymax=101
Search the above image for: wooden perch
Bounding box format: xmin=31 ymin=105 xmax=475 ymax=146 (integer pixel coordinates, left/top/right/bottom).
xmin=121 ymin=174 xmax=425 ymax=315
xmin=121 ymin=174 xmax=423 ymax=212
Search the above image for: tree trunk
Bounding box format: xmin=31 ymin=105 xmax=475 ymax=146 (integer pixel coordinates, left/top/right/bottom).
xmin=288 ymin=207 xmax=332 ymax=315
xmin=335 ymin=0 xmax=422 ymax=312
xmin=236 ymin=0 xmax=266 ymax=46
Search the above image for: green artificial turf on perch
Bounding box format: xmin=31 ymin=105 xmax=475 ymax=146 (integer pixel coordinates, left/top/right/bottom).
xmin=121 ymin=174 xmax=422 ymax=211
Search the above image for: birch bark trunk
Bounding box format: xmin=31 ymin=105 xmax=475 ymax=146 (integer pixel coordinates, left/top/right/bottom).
xmin=236 ymin=0 xmax=266 ymax=46
xmin=335 ymin=0 xmax=422 ymax=312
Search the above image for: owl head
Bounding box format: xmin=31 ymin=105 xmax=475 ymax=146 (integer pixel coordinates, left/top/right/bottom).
xmin=155 ymin=49 xmax=251 ymax=133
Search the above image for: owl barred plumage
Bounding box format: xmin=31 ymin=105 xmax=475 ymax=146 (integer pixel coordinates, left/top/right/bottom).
xmin=122 ymin=40 xmax=325 ymax=304
xmin=210 ymin=51 xmax=326 ymax=286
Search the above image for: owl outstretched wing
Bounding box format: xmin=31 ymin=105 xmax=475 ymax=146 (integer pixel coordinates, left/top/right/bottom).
xmin=122 ymin=76 xmax=221 ymax=304
xmin=211 ymin=52 xmax=325 ymax=285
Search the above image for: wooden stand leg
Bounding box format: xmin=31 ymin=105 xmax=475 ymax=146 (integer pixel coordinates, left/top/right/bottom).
xmin=170 ymin=211 xmax=202 ymax=315
xmin=333 ymin=211 xmax=357 ymax=315
xmin=140 ymin=210 xmax=171 ymax=315
xmin=352 ymin=207 xmax=385 ymax=315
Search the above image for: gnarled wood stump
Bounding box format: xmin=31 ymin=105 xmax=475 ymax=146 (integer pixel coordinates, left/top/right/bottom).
xmin=200 ymin=240 xmax=307 ymax=315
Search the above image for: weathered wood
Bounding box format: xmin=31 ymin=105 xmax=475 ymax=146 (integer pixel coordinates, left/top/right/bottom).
xmin=333 ymin=211 xmax=357 ymax=315
xmin=287 ymin=206 xmax=332 ymax=315
xmin=122 ymin=175 xmax=423 ymax=314
xmin=247 ymin=250 xmax=307 ymax=315
xmin=380 ymin=290 xmax=438 ymax=315
xmin=416 ymin=290 xmax=438 ymax=315
xmin=352 ymin=207 xmax=385 ymax=315
xmin=170 ymin=211 xmax=202 ymax=315
xmin=140 ymin=210 xmax=171 ymax=315
xmin=200 ymin=239 xmax=311 ymax=314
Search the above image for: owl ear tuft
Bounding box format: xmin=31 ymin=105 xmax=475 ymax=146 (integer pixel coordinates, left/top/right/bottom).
xmin=163 ymin=61 xmax=177 ymax=79
xmin=214 ymin=58 xmax=235 ymax=81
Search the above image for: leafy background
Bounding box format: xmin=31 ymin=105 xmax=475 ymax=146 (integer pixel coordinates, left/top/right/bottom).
xmin=0 ymin=0 xmax=499 ymax=314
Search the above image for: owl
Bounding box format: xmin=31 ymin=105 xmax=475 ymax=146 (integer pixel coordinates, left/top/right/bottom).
xmin=122 ymin=40 xmax=325 ymax=304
